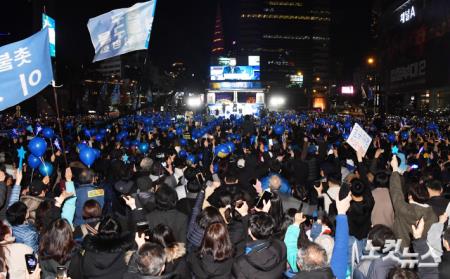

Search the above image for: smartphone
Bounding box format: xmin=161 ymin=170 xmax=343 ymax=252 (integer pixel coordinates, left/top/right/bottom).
xmin=268 ymin=139 xmax=273 ymax=146
xmin=410 ymin=164 xmax=419 ymax=169
xmin=24 ymin=254 xmax=37 ymax=274
xmin=256 ymin=191 xmax=272 ymax=209
xmin=56 ymin=266 xmax=67 ymax=279
xmin=196 ymin=172 xmax=205 ymax=186
xmin=136 ymin=221 xmax=150 ymax=236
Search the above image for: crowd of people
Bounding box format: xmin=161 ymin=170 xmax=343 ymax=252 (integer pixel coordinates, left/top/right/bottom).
xmin=0 ymin=111 xmax=449 ymax=279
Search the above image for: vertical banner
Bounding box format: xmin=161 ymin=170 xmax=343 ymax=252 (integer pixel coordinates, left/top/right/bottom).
xmin=0 ymin=28 xmax=53 ymax=111
xmin=87 ymin=1 xmax=157 ymax=62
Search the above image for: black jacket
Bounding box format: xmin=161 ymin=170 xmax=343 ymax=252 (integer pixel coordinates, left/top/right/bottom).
xmin=187 ymin=253 xmax=233 ymax=279
xmin=0 ymin=182 xmax=10 ymax=220
xmin=426 ymin=196 xmax=449 ymax=217
xmin=69 ymin=233 xmax=134 ymax=279
xmin=439 ymin=251 xmax=450 ymax=279
xmin=232 ymin=239 xmax=287 ymax=279
xmin=146 ymin=209 xmax=188 ymax=243
xmin=292 ymin=267 xmax=334 ymax=279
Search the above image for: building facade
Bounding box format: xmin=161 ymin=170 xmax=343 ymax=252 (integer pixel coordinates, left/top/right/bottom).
xmin=377 ymin=0 xmax=450 ymax=112
xmin=238 ymin=0 xmax=331 ymax=93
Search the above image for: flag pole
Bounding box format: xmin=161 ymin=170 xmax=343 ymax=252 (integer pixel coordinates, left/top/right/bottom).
xmin=52 ymin=82 xmax=68 ymax=166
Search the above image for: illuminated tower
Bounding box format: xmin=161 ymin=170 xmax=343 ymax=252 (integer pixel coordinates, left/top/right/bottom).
xmin=211 ymin=4 xmax=225 ymax=55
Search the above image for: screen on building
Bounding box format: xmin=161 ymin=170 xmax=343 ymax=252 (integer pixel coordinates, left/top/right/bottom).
xmin=210 ymin=66 xmax=260 ymax=81
xmin=248 ymin=56 xmax=260 ymax=66
xmin=237 ymin=92 xmax=257 ymax=103
xmin=215 ymin=92 xmax=234 ymax=102
xmin=341 ymin=86 xmax=354 ymax=94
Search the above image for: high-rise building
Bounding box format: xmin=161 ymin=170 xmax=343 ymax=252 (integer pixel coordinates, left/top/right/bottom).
xmin=237 ymin=0 xmax=331 ymax=92
xmin=376 ymin=0 xmax=450 ymax=112
xmin=212 ymin=4 xmax=225 ymax=55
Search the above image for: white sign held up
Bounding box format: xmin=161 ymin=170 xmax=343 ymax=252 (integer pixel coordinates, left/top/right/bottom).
xmin=346 ymin=123 xmax=372 ymax=156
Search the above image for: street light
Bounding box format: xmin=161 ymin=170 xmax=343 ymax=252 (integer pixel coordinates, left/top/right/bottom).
xmin=367 ymin=57 xmax=375 ymax=65
xmin=315 ymin=77 xmax=321 ymax=82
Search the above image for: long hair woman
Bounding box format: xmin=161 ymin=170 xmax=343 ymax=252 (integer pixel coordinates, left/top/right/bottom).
xmin=187 ymin=222 xmax=234 ymax=279
xmin=39 ymin=218 xmax=77 ymax=279
xmin=150 ymin=224 xmax=189 ymax=279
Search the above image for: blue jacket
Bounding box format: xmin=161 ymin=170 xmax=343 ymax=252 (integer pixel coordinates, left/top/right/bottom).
xmin=260 ymin=173 xmax=291 ymax=194
xmin=12 ymin=223 xmax=39 ymax=252
xmin=331 ymin=215 xmax=349 ymax=279
xmin=74 ymin=184 xmax=104 ymax=226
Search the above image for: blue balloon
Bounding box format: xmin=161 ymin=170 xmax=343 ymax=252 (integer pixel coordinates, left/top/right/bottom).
xmin=168 ymin=132 xmax=175 ymax=139
xmin=39 ymin=162 xmax=54 ymax=176
xmin=213 ymin=163 xmax=219 ymax=173
xmin=42 ymin=127 xmax=55 ymax=139
xmin=93 ymin=148 xmax=101 ymax=159
xmin=225 ymin=142 xmax=235 ymax=153
xmin=215 ymin=144 xmax=230 ymax=158
xmin=186 ymin=154 xmax=196 ymax=164
xmin=343 ymin=133 xmax=350 ymax=140
xmin=179 ymin=150 xmax=187 ymax=158
xmin=28 ymin=137 xmax=47 ymax=157
xmin=273 ymin=124 xmax=285 ymax=135
xmin=138 ymin=142 xmax=149 ymax=154
xmin=79 ymin=147 xmax=96 ymax=167
xmin=388 ymin=133 xmax=396 ymax=143
xmin=176 ymin=127 xmax=183 ymax=136
xmin=27 ymin=154 xmax=41 ymax=169
xmin=143 ymin=117 xmax=152 ymax=126
xmin=401 ymin=131 xmax=409 ymax=141
xmin=117 ymin=131 xmax=128 ymax=141
xmin=180 ymin=138 xmax=187 ymax=146
xmin=131 ymin=140 xmax=140 ymax=147
xmin=77 ymin=143 xmax=89 ymax=153
xmin=124 ymin=140 xmax=131 ymax=148
xmin=95 ymin=134 xmax=104 ymax=142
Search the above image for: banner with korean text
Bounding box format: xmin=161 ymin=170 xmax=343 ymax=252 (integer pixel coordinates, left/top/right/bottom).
xmin=0 ymin=28 xmax=53 ymax=111
xmin=87 ymin=1 xmax=157 ymax=62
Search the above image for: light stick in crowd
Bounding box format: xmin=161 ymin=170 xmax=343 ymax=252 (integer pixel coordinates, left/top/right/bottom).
xmin=17 ymin=146 xmax=26 ymax=171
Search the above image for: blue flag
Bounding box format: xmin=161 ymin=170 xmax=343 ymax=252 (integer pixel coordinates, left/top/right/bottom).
xmin=0 ymin=28 xmax=53 ymax=111
xmin=87 ymin=1 xmax=157 ymax=62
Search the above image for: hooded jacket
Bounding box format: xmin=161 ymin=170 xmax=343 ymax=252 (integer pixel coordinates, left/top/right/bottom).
xmin=69 ymin=233 xmax=134 ymax=279
xmin=232 ymin=239 xmax=287 ymax=279
xmin=187 ymin=253 xmax=233 ymax=279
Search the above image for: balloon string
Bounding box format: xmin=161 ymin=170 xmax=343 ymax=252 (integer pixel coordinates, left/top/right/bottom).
xmin=30 ymin=168 xmax=34 ymax=184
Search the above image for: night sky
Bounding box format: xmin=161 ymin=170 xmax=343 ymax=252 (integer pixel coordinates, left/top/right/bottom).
xmin=1 ymin=0 xmax=373 ymax=84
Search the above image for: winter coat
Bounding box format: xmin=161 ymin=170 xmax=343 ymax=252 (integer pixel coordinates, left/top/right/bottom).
xmin=232 ymin=239 xmax=287 ymax=279
xmin=164 ymin=243 xmax=189 ymax=279
xmin=0 ymin=181 xmax=9 ymax=220
xmin=187 ymin=253 xmax=233 ymax=279
xmin=146 ymin=209 xmax=188 ymax=243
xmin=69 ymin=233 xmax=134 ymax=279
xmin=439 ymin=251 xmax=450 ymax=279
xmin=11 ymin=223 xmax=39 ymax=253
xmin=0 ymin=239 xmax=34 ymax=279
xmin=426 ymin=196 xmax=450 ymax=217
xmin=187 ymin=191 xmax=205 ymax=252
xmin=371 ymin=188 xmax=394 ymax=229
xmin=389 ymin=172 xmax=438 ymax=248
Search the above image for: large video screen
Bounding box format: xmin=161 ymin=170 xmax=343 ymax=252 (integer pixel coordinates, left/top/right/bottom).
xmin=210 ymin=66 xmax=260 ymax=81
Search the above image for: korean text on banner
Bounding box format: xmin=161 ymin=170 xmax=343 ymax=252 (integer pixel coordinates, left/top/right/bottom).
xmin=0 ymin=28 xmax=53 ymax=111
xmin=87 ymin=0 xmax=157 ymax=62
xmin=346 ymin=123 xmax=372 ymax=156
